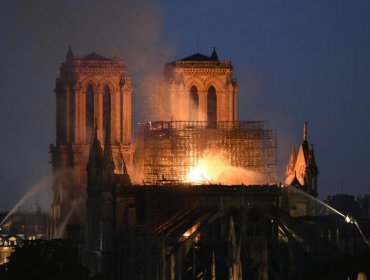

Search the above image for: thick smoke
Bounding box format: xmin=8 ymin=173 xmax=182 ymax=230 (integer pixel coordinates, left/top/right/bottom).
xmin=5 ymin=0 xmax=176 ymax=121
xmin=237 ymin=66 xmax=297 ymax=183
xmin=0 ymin=0 xmax=175 ymax=207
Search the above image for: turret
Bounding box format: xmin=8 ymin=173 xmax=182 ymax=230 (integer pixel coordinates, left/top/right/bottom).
xmin=305 ymin=144 xmax=319 ymax=196
xmin=211 ymin=47 xmax=219 ymax=61
xmin=102 ymin=122 xmax=115 ymax=186
xmin=86 ymin=121 xmax=116 ymax=278
xmin=66 ymin=46 xmax=74 ymax=63
xmin=285 ymin=121 xmax=319 ymax=196
xmin=86 ymin=122 xmax=103 ymax=188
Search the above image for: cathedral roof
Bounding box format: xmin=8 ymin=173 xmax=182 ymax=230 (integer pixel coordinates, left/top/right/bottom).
xmin=179 ymin=53 xmax=214 ymax=61
xmin=179 ymin=49 xmax=219 ymax=62
xmin=81 ymin=52 xmax=111 ymax=61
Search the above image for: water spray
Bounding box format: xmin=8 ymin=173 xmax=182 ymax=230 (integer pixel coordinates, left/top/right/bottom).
xmin=0 ymin=174 xmax=54 ymax=227
xmin=344 ymin=214 xmax=370 ymax=249
xmin=345 ymin=214 xmax=355 ymax=224
xmin=286 ymin=185 xmax=370 ymax=249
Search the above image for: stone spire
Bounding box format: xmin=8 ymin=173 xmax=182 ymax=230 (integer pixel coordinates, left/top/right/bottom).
xmin=307 ymin=144 xmax=318 ymax=171
xmin=103 ymin=122 xmax=115 ymax=172
xmin=66 ymin=45 xmax=74 ymax=63
xmin=211 ymin=47 xmax=219 ymax=61
xmin=305 ymin=144 xmax=319 ymax=196
xmin=102 ymin=121 xmax=115 ymax=184
xmin=86 ymin=121 xmax=103 ymax=186
xmin=285 ymin=121 xmax=319 ymax=195
xmin=301 ymin=121 xmax=310 ymax=160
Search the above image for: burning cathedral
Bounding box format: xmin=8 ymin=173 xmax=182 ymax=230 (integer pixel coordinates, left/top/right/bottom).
xmin=47 ymin=48 xmax=366 ymax=280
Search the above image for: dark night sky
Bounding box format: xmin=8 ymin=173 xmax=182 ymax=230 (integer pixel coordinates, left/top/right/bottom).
xmin=0 ymin=0 xmax=369 ymax=210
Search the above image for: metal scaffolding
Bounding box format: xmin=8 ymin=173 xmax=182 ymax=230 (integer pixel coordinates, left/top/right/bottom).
xmin=135 ymin=121 xmax=277 ymax=184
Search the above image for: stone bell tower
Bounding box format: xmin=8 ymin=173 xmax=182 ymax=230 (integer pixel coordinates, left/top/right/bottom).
xmin=164 ymin=48 xmax=238 ymax=122
xmin=49 ymin=47 xmax=134 ymax=238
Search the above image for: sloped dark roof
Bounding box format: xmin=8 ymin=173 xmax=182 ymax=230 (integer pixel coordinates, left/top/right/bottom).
xmin=179 ymin=53 xmax=216 ymax=61
xmin=81 ymin=52 xmax=111 ymax=61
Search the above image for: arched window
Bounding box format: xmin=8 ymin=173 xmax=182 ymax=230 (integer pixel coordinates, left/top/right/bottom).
xmin=86 ymin=85 xmax=94 ymax=143
xmin=207 ymin=86 xmax=217 ymax=123
xmin=103 ymin=86 xmax=111 ymax=135
xmin=9 ymin=237 xmax=17 ymax=246
xmin=189 ymin=86 xmax=199 ymax=121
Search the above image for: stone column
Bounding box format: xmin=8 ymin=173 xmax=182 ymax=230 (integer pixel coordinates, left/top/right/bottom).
xmin=112 ymin=88 xmax=121 ymax=143
xmin=73 ymin=88 xmax=80 ymax=144
xmin=96 ymin=89 xmax=104 ymax=142
xmin=233 ymin=88 xmax=238 ymax=121
xmin=55 ymin=87 xmax=65 ymax=145
xmin=228 ymin=90 xmax=234 ymax=122
xmin=122 ymin=81 xmax=132 ymax=144
xmin=79 ymin=90 xmax=86 ymax=144
xmin=224 ymin=91 xmax=230 ymax=122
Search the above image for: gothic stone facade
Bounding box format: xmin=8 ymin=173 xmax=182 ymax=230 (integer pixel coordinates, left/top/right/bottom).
xmin=49 ymin=48 xmax=134 ymax=238
xmin=164 ymin=49 xmax=238 ymax=122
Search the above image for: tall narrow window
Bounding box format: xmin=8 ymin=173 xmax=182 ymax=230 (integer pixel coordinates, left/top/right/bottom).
xmin=207 ymin=86 xmax=217 ymax=123
xmin=189 ymin=86 xmax=199 ymax=121
xmin=86 ymin=85 xmax=94 ymax=143
xmin=103 ymin=86 xmax=111 ymax=135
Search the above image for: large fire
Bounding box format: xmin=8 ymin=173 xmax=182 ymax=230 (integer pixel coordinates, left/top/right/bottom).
xmin=185 ymin=152 xmax=270 ymax=185
xmin=187 ymin=166 xmax=212 ymax=184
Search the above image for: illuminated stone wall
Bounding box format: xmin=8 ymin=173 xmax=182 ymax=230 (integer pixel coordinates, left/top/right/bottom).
xmin=164 ymin=51 xmax=238 ymax=122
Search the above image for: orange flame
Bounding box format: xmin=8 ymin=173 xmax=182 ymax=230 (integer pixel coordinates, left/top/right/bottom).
xmin=185 ymin=151 xmax=269 ymax=185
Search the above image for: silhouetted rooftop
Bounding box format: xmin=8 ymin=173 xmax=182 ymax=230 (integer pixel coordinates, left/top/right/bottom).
xmin=179 ymin=52 xmax=219 ymax=62
xmin=81 ymin=52 xmax=111 ymax=61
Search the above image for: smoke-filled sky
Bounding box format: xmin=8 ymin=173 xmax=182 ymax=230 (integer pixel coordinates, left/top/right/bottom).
xmin=0 ymin=0 xmax=369 ymax=209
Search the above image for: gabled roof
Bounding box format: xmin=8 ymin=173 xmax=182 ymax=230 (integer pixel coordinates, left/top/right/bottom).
xmin=179 ymin=48 xmax=220 ymax=62
xmin=81 ymin=52 xmax=111 ymax=61
xmin=285 ymin=144 xmax=297 ymax=177
xmin=179 ymin=53 xmax=214 ymax=61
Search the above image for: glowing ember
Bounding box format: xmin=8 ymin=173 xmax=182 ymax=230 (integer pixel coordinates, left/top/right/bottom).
xmin=182 ymin=223 xmax=200 ymax=241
